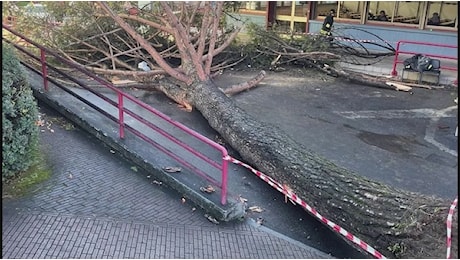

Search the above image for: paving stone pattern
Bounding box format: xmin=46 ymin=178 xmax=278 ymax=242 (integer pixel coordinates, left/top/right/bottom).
xmin=2 ymin=105 xmax=331 ymax=259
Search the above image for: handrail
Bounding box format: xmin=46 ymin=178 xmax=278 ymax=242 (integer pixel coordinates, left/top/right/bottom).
xmin=390 ymin=40 xmax=458 ymax=84
xmin=2 ymin=24 xmax=230 ymax=205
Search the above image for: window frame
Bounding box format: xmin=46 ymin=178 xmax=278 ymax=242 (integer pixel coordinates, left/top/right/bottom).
xmin=312 ymin=1 xmax=457 ymax=32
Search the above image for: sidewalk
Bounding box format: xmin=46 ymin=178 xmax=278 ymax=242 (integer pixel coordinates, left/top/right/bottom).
xmin=338 ymin=55 xmax=458 ymax=85
xmin=2 ymin=104 xmax=332 ymax=259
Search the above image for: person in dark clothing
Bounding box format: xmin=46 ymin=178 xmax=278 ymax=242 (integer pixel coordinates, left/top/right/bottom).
xmin=428 ymin=12 xmax=440 ymax=25
xmin=320 ymin=9 xmax=335 ymax=36
xmin=368 ymin=11 xmax=374 ymax=20
xmin=376 ymin=10 xmax=388 ymax=21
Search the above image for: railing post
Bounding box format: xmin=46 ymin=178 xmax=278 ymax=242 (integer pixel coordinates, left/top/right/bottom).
xmin=391 ymin=41 xmax=401 ymax=76
xmin=221 ymin=157 xmax=229 ymax=205
xmin=40 ymin=48 xmax=48 ymax=91
xmin=118 ymin=93 xmax=125 ymax=139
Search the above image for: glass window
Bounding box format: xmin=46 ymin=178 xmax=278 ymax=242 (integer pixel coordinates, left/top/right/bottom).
xmin=274 ymin=20 xmax=292 ymax=31
xmin=316 ymin=1 xmax=338 ymax=17
xmin=274 ymin=1 xmax=309 ymax=17
xmin=275 ymin=1 xmax=292 ymax=16
xmin=337 ymin=1 xmax=364 ymax=20
xmin=392 ymin=1 xmax=421 ymax=24
xmin=293 ymin=21 xmax=307 ymax=32
xmin=426 ymin=1 xmax=457 ymax=28
xmin=368 ymin=1 xmax=394 ymax=22
xmin=368 ymin=1 xmax=422 ymax=25
xmin=238 ymin=1 xmax=267 ymax=12
xmin=308 ymin=1 xmax=458 ymax=29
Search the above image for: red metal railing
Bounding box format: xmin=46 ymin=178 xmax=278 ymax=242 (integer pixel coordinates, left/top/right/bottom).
xmin=2 ymin=24 xmax=230 ymax=205
xmin=391 ymin=40 xmax=458 ymax=84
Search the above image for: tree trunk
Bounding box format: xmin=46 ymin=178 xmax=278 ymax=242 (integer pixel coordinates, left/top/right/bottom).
xmin=184 ymin=79 xmax=457 ymax=259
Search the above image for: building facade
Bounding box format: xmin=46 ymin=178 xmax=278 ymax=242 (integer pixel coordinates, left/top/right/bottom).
xmin=231 ymin=1 xmax=458 ymax=56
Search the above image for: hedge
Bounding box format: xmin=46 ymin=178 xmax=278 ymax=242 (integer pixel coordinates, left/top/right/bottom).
xmin=2 ymin=44 xmax=39 ymax=181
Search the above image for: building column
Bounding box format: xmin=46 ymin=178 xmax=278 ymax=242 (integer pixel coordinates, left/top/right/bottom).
xmin=266 ymin=1 xmax=277 ymax=30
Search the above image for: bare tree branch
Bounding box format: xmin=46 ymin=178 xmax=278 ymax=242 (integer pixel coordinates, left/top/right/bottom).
xmin=62 ymin=28 xmax=123 ymax=49
xmin=87 ymin=66 xmax=167 ymax=76
xmin=202 ymin=26 xmax=242 ymax=61
xmin=85 ymin=46 xmax=142 ymax=68
xmin=196 ymin=2 xmax=212 ymax=60
xmin=95 ymin=22 xmax=117 ymax=70
xmin=223 ymin=70 xmax=266 ymax=95
xmin=108 ymin=13 xmax=176 ymax=35
xmin=66 ymin=33 xmax=133 ymax=70
xmin=97 ymin=1 xmax=192 ymax=85
xmin=186 ymin=1 xmax=201 ymax=34
xmin=160 ymin=2 xmax=206 ymax=80
xmin=204 ymin=2 xmax=224 ymax=74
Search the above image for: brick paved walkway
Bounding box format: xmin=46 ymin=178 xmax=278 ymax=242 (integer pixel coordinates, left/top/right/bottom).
xmin=2 ymin=104 xmax=331 ymax=259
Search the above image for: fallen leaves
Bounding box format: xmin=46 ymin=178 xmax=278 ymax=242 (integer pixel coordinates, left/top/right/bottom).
xmin=35 ymin=119 xmax=45 ymax=127
xmin=36 ymin=113 xmax=75 ymax=132
xmin=200 ymin=185 xmax=215 ymax=193
xmin=204 ymin=214 xmax=219 ymax=224
xmin=163 ymin=166 xmax=182 ymax=173
xmin=39 ymin=119 xmax=55 ymax=133
xmin=35 ymin=113 xmax=45 ymax=126
xmin=239 ymin=196 xmax=248 ymax=203
xmin=256 ymin=217 xmax=264 ymax=225
xmin=248 ymin=206 xmax=263 ymax=213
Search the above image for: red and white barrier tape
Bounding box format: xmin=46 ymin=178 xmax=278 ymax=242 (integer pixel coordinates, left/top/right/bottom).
xmin=446 ymin=196 xmax=458 ymax=259
xmin=305 ymin=32 xmax=395 ymax=45
xmin=333 ymin=36 xmax=394 ymax=45
xmin=224 ymin=155 xmax=386 ymax=259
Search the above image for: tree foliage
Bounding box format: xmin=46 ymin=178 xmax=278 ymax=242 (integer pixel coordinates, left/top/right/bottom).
xmin=243 ymin=23 xmax=337 ymax=68
xmin=2 ymin=44 xmax=39 ymax=181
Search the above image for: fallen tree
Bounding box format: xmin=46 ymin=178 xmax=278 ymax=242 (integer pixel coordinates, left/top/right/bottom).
xmin=10 ymin=2 xmax=457 ymax=258
xmin=97 ymin=2 xmax=457 ymax=258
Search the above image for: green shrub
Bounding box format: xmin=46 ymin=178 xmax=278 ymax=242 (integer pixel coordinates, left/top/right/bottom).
xmin=2 ymin=44 xmax=39 ymax=182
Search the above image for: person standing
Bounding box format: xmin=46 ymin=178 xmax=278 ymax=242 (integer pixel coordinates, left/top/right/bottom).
xmin=320 ymin=9 xmax=335 ymax=36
